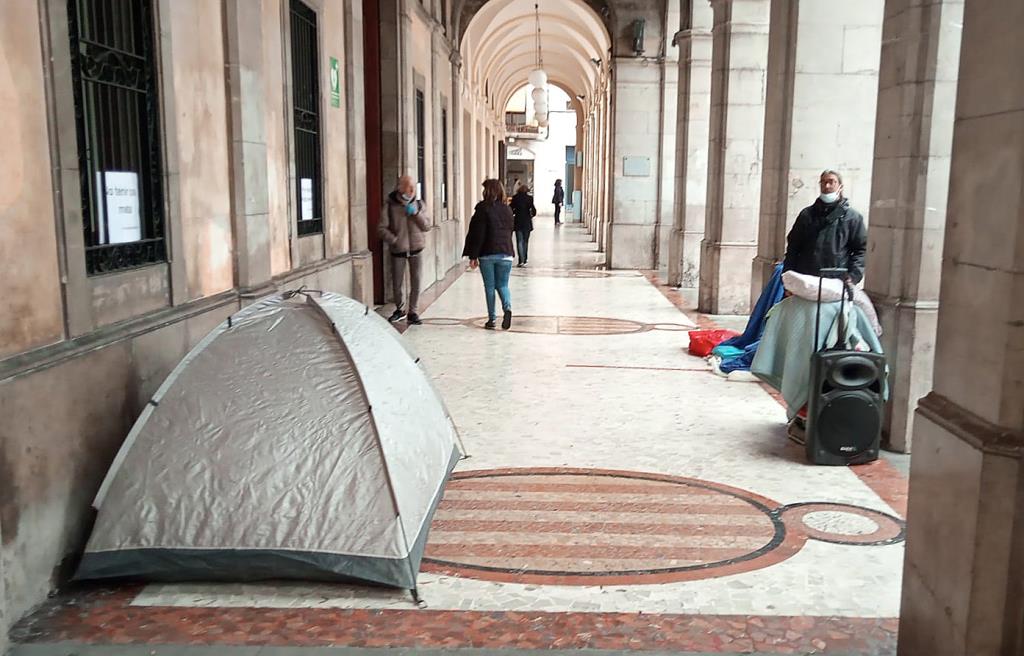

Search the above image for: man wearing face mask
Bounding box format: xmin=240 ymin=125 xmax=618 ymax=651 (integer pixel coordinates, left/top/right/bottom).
xmin=379 ymin=175 xmax=432 ymax=325
xmin=782 ymin=169 xmax=867 ymax=284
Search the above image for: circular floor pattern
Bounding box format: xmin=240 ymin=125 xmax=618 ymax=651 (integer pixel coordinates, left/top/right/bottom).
xmin=423 ymin=468 xmax=905 ymax=585
xmin=420 ymin=316 xmax=694 ymax=335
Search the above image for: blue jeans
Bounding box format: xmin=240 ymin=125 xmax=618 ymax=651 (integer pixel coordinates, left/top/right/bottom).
xmin=515 ymin=230 xmax=530 ymax=264
xmin=478 ymin=255 xmax=512 ymax=321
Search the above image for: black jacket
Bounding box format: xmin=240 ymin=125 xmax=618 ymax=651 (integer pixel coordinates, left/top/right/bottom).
xmin=782 ymin=198 xmax=868 ymax=283
xmin=462 ymin=200 xmax=515 ymax=259
xmin=510 ymin=191 xmax=537 ymax=232
xmin=552 ymin=185 xmax=564 ymax=204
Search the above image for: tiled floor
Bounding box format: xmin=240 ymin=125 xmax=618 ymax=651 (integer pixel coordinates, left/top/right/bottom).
xmin=8 ymin=218 xmax=907 ymax=655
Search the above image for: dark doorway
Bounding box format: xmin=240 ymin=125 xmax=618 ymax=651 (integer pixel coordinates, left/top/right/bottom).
xmin=362 ymin=0 xmax=384 ymax=304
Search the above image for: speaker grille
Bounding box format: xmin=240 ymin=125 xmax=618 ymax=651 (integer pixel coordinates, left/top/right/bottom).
xmin=817 ymin=393 xmax=881 ymax=457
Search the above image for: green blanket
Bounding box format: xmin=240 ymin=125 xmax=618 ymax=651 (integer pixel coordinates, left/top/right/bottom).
xmin=751 ymin=296 xmax=887 ymax=419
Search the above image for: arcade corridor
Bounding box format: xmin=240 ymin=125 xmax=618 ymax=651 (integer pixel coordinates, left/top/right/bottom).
xmin=3 ymin=0 xmax=1023 ymax=654
xmin=8 ymin=220 xmax=908 ymax=655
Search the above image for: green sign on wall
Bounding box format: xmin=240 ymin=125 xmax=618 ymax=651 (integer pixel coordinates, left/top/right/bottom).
xmin=329 ymin=57 xmax=340 ymax=108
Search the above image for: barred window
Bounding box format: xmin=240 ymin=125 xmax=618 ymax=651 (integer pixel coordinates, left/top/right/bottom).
xmin=415 ymin=89 xmax=426 ymax=200
xmin=68 ymin=0 xmax=166 ymax=275
xmin=441 ymin=107 xmax=449 ymax=208
xmin=291 ymin=0 xmax=324 ymax=236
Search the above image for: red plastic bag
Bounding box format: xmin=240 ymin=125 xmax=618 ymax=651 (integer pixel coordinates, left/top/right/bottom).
xmin=687 ymin=329 xmax=740 ymax=357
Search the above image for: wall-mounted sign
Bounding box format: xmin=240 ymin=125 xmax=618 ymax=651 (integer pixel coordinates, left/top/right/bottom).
xmin=329 ymin=57 xmax=340 ymax=108
xmin=623 ymin=156 xmax=651 ymax=177
xmin=507 ymin=146 xmax=535 ymax=161
xmin=98 ymin=171 xmax=141 ymax=244
xmin=300 ymin=178 xmax=314 ymax=220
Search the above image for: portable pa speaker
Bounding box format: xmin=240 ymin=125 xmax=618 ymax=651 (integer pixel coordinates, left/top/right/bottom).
xmin=805 ymin=350 xmax=885 ymax=465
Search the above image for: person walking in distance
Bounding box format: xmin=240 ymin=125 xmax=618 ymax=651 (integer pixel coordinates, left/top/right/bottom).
xmin=510 ymin=183 xmax=537 ymax=267
xmin=462 ymin=179 xmax=515 ymax=330
xmin=552 ymin=179 xmax=565 ymax=225
xmin=379 ymin=175 xmax=431 ymax=325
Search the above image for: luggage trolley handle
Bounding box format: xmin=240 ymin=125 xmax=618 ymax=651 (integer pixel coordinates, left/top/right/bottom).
xmin=814 ymin=267 xmax=851 ymax=353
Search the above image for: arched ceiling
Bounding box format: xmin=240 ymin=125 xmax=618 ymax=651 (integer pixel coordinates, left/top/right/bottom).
xmin=458 ymin=0 xmax=611 ymax=110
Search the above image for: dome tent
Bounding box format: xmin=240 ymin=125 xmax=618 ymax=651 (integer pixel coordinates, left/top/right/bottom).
xmin=76 ymin=290 xmax=462 ymax=599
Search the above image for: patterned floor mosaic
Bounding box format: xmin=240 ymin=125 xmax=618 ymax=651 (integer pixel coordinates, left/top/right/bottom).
xmin=9 ymin=220 xmax=908 ymax=654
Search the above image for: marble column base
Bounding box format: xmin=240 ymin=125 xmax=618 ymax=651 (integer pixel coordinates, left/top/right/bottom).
xmin=750 ymin=254 xmax=780 ymax=309
xmin=698 ymin=241 xmax=756 ymax=315
xmin=898 ymin=393 xmax=1024 ymax=656
xmin=872 ymin=297 xmax=939 ymax=453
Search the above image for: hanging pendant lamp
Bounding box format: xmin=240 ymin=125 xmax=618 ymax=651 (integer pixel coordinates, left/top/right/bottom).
xmin=530 ymin=2 xmax=548 ymax=123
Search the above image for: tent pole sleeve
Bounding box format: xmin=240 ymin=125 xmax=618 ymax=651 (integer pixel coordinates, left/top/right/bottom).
xmin=304 ymin=296 xmax=416 ymax=571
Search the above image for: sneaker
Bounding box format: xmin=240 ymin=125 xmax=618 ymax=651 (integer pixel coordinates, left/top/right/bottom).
xmin=517 ymin=263 xmax=524 ymax=268
xmin=388 ymin=309 xmax=406 ymax=323
xmin=484 ymin=320 xmax=496 ymax=330
xmin=502 ymin=309 xmax=513 ymax=330
xmin=407 ymin=313 xmax=422 ymax=325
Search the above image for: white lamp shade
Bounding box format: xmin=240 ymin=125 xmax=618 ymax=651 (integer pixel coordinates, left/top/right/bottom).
xmin=528 ymin=69 xmax=547 ymax=87
xmin=537 ymin=116 xmax=549 ymax=128
xmin=531 ymin=87 xmax=546 ymax=103
xmin=534 ymin=104 xmax=548 ymax=116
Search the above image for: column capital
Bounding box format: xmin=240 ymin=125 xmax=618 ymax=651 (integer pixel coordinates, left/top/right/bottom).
xmin=672 ymin=28 xmax=712 ymax=46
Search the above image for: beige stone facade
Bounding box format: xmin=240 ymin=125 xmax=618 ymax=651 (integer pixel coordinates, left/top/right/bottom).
xmin=2 ymin=0 xmax=1023 ymax=653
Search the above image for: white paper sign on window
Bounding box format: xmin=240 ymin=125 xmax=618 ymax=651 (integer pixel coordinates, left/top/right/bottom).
xmin=104 ymin=171 xmax=142 ymax=243
xmin=300 ymin=178 xmax=314 ymax=221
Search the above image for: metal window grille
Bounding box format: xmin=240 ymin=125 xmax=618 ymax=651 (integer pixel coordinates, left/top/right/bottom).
xmin=68 ymin=0 xmax=166 ymax=276
xmin=291 ymin=0 xmax=323 ymax=236
xmin=441 ymin=107 xmax=448 ymax=208
xmin=415 ymin=89 xmax=426 ymax=200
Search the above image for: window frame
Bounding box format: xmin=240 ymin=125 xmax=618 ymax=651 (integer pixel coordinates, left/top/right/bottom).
xmin=44 ymin=0 xmax=186 ymax=336
xmin=441 ymin=105 xmax=449 ymax=210
xmin=288 ymin=0 xmax=325 ymax=238
xmin=415 ymin=88 xmax=426 ymax=201
xmin=66 ymin=0 xmax=167 ymax=278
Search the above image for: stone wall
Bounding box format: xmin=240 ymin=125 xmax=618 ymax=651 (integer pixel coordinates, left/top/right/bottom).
xmin=0 ymin=0 xmax=373 ymax=645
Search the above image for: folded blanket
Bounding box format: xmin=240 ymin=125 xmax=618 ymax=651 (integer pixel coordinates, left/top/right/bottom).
xmin=751 ymin=296 xmax=888 ymax=419
xmin=781 ymin=271 xmax=882 ymax=336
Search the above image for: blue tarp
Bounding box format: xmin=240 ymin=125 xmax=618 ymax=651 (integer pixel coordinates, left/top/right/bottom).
xmin=717 ymin=263 xmax=785 ymax=373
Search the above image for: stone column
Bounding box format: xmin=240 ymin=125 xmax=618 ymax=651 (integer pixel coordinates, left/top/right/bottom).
xmin=751 ymin=0 xmax=884 ymax=300
xmin=224 ymin=0 xmax=272 ymax=291
xmin=668 ymin=0 xmax=713 ymax=288
xmin=656 ymin=0 xmax=681 ymax=270
xmin=598 ymin=84 xmax=606 ymax=253
xmin=865 ymin=0 xmax=962 ymax=453
xmin=698 ymin=0 xmax=770 ymax=315
xmin=449 ymin=51 xmax=463 ymax=250
xmin=898 ymin=0 xmax=1024 ymax=653
xmin=344 ymin=0 xmax=371 ymax=302
xmin=608 ymin=58 xmax=662 ymax=268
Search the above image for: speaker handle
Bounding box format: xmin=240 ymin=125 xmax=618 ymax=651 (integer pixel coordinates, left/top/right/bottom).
xmin=818 ymin=267 xmax=849 ymax=351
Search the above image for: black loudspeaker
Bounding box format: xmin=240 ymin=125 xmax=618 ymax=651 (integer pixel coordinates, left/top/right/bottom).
xmin=805 ymin=350 xmax=885 ymax=465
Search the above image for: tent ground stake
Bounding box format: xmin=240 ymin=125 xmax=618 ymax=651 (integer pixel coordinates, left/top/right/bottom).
xmin=411 ymin=587 xmax=426 ymax=608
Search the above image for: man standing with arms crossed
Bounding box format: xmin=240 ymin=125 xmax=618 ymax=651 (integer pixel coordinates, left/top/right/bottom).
xmin=380 ymin=175 xmax=431 ymax=325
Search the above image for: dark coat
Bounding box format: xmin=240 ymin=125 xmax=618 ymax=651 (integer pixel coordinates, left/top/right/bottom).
xmin=462 ymin=200 xmax=515 ymax=259
xmin=552 ymin=184 xmax=565 ymax=205
xmin=510 ymin=191 xmax=537 ymax=232
xmin=782 ymin=197 xmax=868 ymax=284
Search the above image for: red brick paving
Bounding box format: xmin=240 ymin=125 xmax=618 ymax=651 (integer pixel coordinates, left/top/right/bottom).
xmin=12 ymin=586 xmax=898 ymax=653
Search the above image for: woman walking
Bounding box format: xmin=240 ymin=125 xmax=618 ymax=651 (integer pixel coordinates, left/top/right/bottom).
xmin=552 ymin=179 xmax=565 ymax=225
xmin=510 ymin=183 xmax=537 ymax=267
xmin=463 ymin=179 xmax=516 ymax=330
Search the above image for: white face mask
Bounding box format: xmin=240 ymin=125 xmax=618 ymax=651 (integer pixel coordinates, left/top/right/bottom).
xmin=819 ymin=191 xmax=840 ymax=203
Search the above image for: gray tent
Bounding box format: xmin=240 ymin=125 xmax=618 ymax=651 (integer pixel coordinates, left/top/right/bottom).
xmin=77 ymin=291 xmax=461 ymax=593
